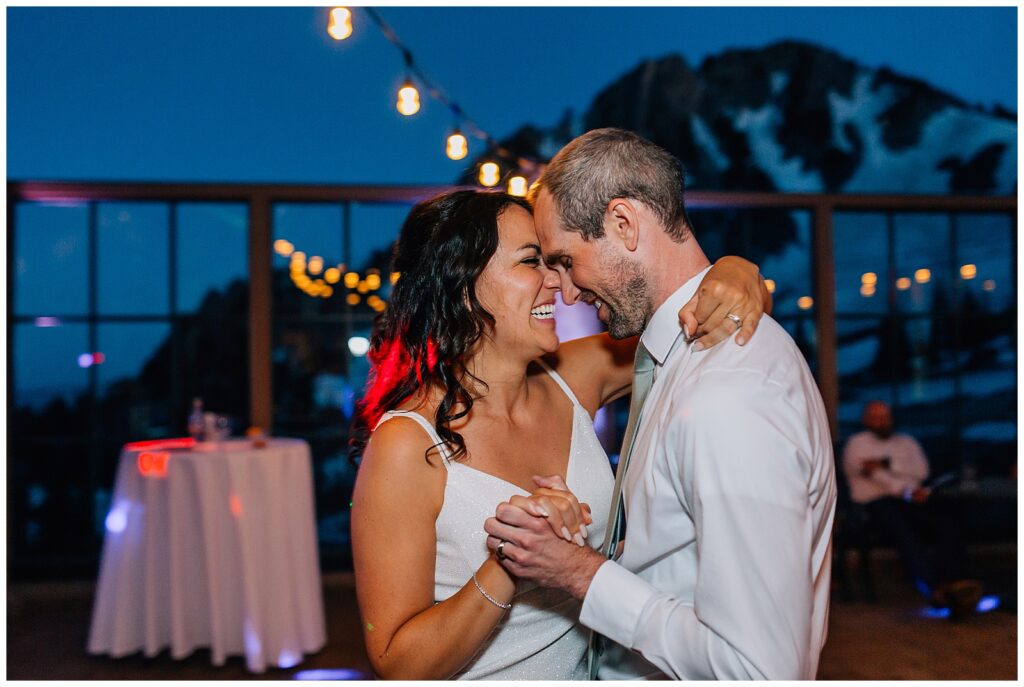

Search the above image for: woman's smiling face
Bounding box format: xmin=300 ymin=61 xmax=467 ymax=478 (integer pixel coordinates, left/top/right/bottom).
xmin=474 ymin=204 xmax=562 ymax=358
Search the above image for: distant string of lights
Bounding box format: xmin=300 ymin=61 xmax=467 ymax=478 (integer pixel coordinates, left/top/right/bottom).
xmin=327 ymin=6 xmax=538 ymax=197
xmin=274 ymin=238 xmax=398 ymax=309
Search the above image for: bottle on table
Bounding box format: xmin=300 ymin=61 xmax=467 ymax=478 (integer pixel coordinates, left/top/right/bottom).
xmin=188 ymin=398 xmax=205 ymax=441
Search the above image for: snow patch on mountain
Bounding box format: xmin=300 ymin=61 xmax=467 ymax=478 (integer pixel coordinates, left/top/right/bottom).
xmin=733 ymin=104 xmax=824 ymax=191
xmin=691 ymin=115 xmax=729 ymax=171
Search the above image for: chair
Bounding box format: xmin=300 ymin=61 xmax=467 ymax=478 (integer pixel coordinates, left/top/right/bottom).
xmin=832 ymin=457 xmax=882 ymax=602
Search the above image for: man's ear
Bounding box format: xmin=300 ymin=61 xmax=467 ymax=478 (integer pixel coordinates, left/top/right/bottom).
xmin=605 ymin=198 xmax=640 ymax=253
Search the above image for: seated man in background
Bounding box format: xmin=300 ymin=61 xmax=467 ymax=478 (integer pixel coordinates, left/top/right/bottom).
xmin=842 ymin=400 xmax=982 ymax=619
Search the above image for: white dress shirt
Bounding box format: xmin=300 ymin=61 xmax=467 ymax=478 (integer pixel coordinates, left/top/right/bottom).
xmin=580 ymin=267 xmax=837 ymax=680
xmin=842 ymin=431 xmax=929 ymax=504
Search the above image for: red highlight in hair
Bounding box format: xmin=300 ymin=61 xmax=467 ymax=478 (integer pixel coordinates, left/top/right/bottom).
xmin=360 ymin=335 xmax=439 ymax=430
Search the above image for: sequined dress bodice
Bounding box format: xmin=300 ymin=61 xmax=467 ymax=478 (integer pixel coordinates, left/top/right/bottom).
xmin=374 ymin=360 xmax=614 ymax=680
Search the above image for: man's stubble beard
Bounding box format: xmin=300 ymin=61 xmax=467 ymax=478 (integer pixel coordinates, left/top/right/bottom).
xmin=603 ymin=256 xmax=652 ymax=340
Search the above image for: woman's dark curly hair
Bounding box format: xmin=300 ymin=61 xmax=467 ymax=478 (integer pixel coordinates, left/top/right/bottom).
xmin=349 ymin=190 xmax=533 ymax=464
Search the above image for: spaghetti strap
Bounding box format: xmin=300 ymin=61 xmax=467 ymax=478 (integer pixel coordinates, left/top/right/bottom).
xmin=375 ymin=410 xmax=454 ymax=464
xmin=533 ymin=358 xmax=583 ymax=408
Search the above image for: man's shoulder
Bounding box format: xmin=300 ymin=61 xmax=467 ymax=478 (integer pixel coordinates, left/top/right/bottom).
xmin=680 ymin=315 xmax=809 ymax=390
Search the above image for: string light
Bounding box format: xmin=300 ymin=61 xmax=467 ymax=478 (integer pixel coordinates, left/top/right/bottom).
xmin=390 ymin=272 xmax=401 ymax=284
xmin=861 ymin=272 xmax=878 ymax=286
xmin=325 ymin=267 xmax=341 ymax=284
xmin=982 ymin=279 xmax=996 ymax=292
xmin=507 ymin=175 xmax=528 ymax=197
xmin=896 ymin=277 xmax=911 ymax=291
xmin=797 ymin=296 xmax=814 ymax=310
xmin=397 ymin=79 xmax=420 ymax=116
xmin=446 ymin=130 xmax=468 ymax=160
xmin=344 ymin=271 xmax=360 ymax=289
xmin=860 ymin=284 xmax=876 ymax=297
xmin=960 ymin=264 xmax=977 ymax=280
xmin=914 ymin=268 xmax=931 ymax=284
xmin=366 ymin=273 xmax=382 ymax=290
xmin=479 ymin=162 xmax=500 ymax=187
xmin=308 ymin=256 xmax=324 ymax=275
xmin=274 ymin=239 xmax=294 ymax=257
xmin=327 ymin=7 xmax=353 ymax=40
xmin=357 ymin=280 xmax=370 ymax=294
xmin=357 ymin=7 xmax=543 ymax=167
xmin=764 ymin=279 xmax=776 ymax=294
xmin=347 ymin=294 xmax=361 ymax=306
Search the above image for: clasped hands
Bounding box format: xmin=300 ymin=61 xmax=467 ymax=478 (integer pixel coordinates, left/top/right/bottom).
xmin=484 ymin=475 xmax=606 ymax=599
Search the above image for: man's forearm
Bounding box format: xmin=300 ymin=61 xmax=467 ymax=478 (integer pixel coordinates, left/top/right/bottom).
xmin=561 ymin=546 xmax=607 ymax=600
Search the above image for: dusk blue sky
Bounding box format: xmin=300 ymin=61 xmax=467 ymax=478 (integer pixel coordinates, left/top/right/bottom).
xmin=8 ymin=6 xmax=1017 ymax=184
xmin=8 ymin=6 xmax=1017 ymax=405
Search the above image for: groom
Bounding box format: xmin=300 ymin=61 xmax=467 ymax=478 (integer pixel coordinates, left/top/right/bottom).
xmin=484 ymin=128 xmax=837 ymax=679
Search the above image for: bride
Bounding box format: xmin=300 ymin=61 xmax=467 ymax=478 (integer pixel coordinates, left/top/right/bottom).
xmin=349 ymin=189 xmax=769 ymax=679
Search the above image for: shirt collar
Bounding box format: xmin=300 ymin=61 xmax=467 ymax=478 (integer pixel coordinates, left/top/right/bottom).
xmin=639 ymin=265 xmax=712 ymax=366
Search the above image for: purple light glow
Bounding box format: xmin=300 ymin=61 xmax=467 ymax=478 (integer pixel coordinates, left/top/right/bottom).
xmin=920 ymin=606 xmax=951 ymax=619
xmin=293 ymin=669 xmax=371 ymax=680
xmin=977 ymin=595 xmax=1000 ymax=613
xmin=77 ymin=353 xmax=93 ymax=368
xmin=277 ymin=649 xmax=302 ymax=669
xmin=104 ymin=502 xmax=130 ymax=533
xmin=34 ymin=317 xmax=62 ymax=327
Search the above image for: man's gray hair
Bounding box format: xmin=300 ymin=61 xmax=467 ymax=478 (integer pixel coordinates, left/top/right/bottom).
xmin=535 ymin=128 xmax=690 ymax=242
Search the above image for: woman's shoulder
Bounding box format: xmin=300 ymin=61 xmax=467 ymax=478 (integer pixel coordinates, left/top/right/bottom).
xmin=366 ymin=398 xmax=447 ymax=471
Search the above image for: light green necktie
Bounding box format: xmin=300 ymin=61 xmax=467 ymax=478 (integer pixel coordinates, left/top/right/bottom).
xmin=587 ymin=342 xmax=656 ymax=679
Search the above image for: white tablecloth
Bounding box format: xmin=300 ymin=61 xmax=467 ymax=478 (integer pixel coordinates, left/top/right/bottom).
xmin=88 ymin=438 xmax=327 ymax=672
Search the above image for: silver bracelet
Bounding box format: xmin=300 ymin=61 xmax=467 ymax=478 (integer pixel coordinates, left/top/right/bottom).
xmin=472 ymin=572 xmax=512 ymax=610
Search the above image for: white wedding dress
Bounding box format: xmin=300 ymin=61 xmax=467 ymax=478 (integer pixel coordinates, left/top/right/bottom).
xmin=374 ymin=360 xmax=614 ymax=680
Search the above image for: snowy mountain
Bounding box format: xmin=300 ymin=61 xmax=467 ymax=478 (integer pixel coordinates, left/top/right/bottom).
xmin=467 ymin=41 xmax=1016 ymax=195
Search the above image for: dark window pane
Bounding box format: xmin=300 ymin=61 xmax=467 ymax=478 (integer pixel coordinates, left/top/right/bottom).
xmin=834 ymin=212 xmax=889 ymax=315
xmin=97 ymin=202 xmax=170 ymax=315
xmin=14 ymin=202 xmax=89 ymax=316
xmin=272 ymin=203 xmax=345 ymax=315
xmin=350 ymin=203 xmax=409 ymax=273
xmin=178 ymin=313 xmax=250 ymax=431
xmin=837 ymin=322 xmax=897 ymax=438
xmin=96 ymin=322 xmax=173 ymax=438
xmin=689 ymin=208 xmax=813 ymax=317
xmin=893 ymin=213 xmax=951 ymax=316
xmin=176 ymin=203 xmax=249 ymax=314
xmin=954 ymin=214 xmax=1015 ymax=477
xmin=957 ymin=314 xmax=1016 ymax=477
xmin=273 ymin=319 xmax=365 ymax=569
xmin=955 ymin=213 xmax=1013 ymax=314
xmin=9 ymin=436 xmax=95 ymax=569
xmin=13 ymin=322 xmax=90 ymax=413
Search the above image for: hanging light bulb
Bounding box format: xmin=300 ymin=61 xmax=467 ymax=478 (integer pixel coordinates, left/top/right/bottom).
xmin=446 ymin=130 xmax=468 ymax=160
xmin=479 ymin=162 xmax=500 ymax=187
xmin=507 ymin=175 xmax=528 ymax=197
xmin=308 ymin=256 xmax=324 ymax=275
xmin=396 ymin=80 xmax=420 ymax=116
xmin=327 ymin=7 xmax=353 ymax=41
